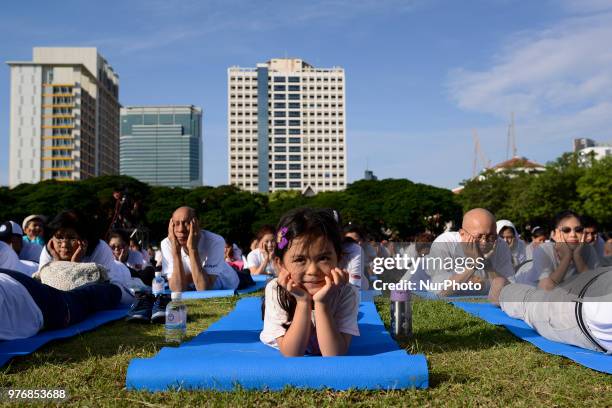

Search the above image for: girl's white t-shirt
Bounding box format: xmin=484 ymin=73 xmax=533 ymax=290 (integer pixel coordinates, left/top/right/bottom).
xmin=245 ymin=248 xmax=275 ymax=275
xmin=260 ymin=278 xmax=360 ymax=353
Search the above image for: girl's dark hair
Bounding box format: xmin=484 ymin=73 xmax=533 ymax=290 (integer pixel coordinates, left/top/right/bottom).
xmin=531 ymin=226 xmax=548 ymax=239
xmin=552 ymin=210 xmax=581 ymax=229
xmin=256 ymin=225 xmax=276 ymax=241
xmin=108 ymin=229 xmax=129 ymax=245
xmin=265 ymin=208 xmax=343 ymax=327
xmin=46 ymin=210 xmax=100 ymax=256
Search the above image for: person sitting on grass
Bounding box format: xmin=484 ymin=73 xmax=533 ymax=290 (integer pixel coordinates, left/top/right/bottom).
xmin=38 ymin=210 xmax=132 ymax=294
xmin=581 ymin=215 xmax=606 ymax=262
xmin=0 ymin=268 xmax=122 ymax=340
xmin=522 ymin=211 xmax=600 ymax=290
xmin=424 ymin=208 xmax=515 ymax=296
xmin=161 ymin=206 xmax=239 ymax=292
xmin=0 ymin=222 xmax=39 ymax=276
xmin=22 ymin=214 xmax=46 ymax=246
xmin=488 ymin=265 xmax=612 ymax=353
xmin=246 ymin=225 xmax=277 ymax=276
xmin=497 ymin=220 xmax=527 ymax=269
xmin=260 ymin=208 xmax=359 ymax=356
xmin=525 ymin=226 xmax=548 ymax=261
xmin=108 ymin=229 xmax=155 ymax=286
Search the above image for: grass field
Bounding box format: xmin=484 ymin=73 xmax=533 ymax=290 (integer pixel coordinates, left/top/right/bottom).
xmin=1 ymin=292 xmax=610 ymax=407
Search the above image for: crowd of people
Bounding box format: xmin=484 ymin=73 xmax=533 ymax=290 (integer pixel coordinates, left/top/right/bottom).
xmin=1 ymin=205 xmax=611 ymax=357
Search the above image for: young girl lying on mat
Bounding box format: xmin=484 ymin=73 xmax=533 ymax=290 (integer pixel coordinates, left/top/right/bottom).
xmin=260 ymin=208 xmax=360 ymax=356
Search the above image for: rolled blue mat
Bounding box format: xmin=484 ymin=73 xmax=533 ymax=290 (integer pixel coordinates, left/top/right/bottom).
xmin=453 ymin=302 xmax=612 ymax=374
xmin=126 ymin=298 xmax=428 ymax=391
xmin=180 ymin=279 xmax=269 ymax=300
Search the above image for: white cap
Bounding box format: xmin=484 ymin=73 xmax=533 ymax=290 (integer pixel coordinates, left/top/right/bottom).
xmin=8 ymin=221 xmax=23 ymax=236
xmin=171 ymin=292 xmax=182 ymax=300
xmin=155 ymin=271 xmax=162 ymax=277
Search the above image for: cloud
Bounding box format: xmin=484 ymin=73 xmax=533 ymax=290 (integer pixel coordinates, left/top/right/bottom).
xmin=448 ymin=12 xmax=612 ymax=119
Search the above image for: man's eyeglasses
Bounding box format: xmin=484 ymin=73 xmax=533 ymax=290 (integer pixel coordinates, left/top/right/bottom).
xmin=463 ymin=229 xmax=498 ymax=243
xmin=559 ymin=226 xmax=584 ymax=234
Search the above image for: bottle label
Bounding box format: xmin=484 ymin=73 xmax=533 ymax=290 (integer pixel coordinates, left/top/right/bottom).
xmin=152 ymin=281 xmax=164 ymax=295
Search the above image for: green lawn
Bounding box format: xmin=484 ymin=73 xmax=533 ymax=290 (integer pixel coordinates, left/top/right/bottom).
xmin=1 ymin=292 xmax=610 ymax=407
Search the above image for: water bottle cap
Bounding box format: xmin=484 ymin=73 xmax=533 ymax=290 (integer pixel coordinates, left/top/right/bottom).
xmin=390 ymin=290 xmax=410 ymax=302
xmin=171 ymin=291 xmax=182 ymax=300
xmin=155 ymin=271 xmax=162 ymax=277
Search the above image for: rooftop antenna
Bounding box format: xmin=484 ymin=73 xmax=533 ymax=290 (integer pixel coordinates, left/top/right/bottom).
xmin=506 ymin=112 xmax=517 ymax=159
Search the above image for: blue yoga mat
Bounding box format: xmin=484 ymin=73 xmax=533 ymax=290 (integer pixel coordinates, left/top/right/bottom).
xmin=0 ymin=307 xmax=129 ymax=368
xmin=126 ymin=297 xmax=428 ymax=391
xmin=181 ymin=278 xmax=269 ymax=300
xmin=452 ymin=302 xmax=612 ymax=374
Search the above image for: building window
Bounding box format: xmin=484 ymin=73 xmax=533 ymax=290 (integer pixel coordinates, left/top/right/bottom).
xmin=289 ymin=146 xmax=301 ymax=152
xmin=275 ymin=182 xmax=287 ymax=188
xmin=275 ymin=163 xmax=286 ymax=170
xmin=275 ymin=155 xmax=287 ymax=161
xmin=274 ymin=120 xmax=286 ymax=126
xmin=288 ymin=120 xmax=300 ymax=126
xmin=275 ymin=94 xmax=286 ymax=100
xmin=288 ymin=94 xmax=300 ymax=100
xmin=288 ymin=77 xmax=300 ymax=83
xmin=288 ymin=103 xmax=300 ymax=109
xmin=288 ymin=85 xmax=300 ymax=91
xmin=274 ymin=102 xmax=286 ymax=109
xmin=288 ymin=111 xmax=300 ymax=117
xmin=275 ymin=173 xmax=287 ymax=179
xmin=274 ymin=146 xmax=286 ymax=152
xmin=289 ymin=137 xmax=300 ymax=143
xmin=274 ymin=85 xmax=286 ymax=91
xmin=274 ymin=137 xmax=287 ymax=144
xmin=289 ymin=163 xmax=301 ymax=170
xmin=289 ymin=155 xmax=301 ymax=161
xmin=274 ymin=128 xmax=286 ymax=135
xmin=289 ymin=173 xmax=301 ymax=179
xmin=274 ymin=77 xmax=286 ymax=82
xmin=274 ymin=111 xmax=286 ymax=117
xmin=289 ymin=129 xmax=300 ymax=135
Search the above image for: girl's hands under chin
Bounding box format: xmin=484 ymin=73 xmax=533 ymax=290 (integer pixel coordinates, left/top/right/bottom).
xmin=277 ymin=268 xmax=310 ymax=302
xmin=312 ymin=268 xmax=348 ymax=305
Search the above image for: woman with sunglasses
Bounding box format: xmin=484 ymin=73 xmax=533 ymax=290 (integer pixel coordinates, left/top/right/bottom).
xmin=530 ymin=210 xmax=600 ymax=290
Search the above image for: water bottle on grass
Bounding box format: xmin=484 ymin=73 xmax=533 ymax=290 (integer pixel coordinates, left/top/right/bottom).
xmin=390 ymin=289 xmax=412 ymax=339
xmin=165 ymin=292 xmax=187 ymax=343
xmin=152 ymin=272 xmax=164 ymax=296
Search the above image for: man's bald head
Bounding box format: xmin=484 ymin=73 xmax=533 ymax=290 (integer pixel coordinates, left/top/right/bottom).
xmin=172 ymin=206 xmax=197 ymax=221
xmin=461 ymin=208 xmax=497 ymax=242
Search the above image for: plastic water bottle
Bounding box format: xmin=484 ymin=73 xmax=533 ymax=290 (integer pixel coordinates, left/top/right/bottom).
xmin=152 ymin=272 xmax=164 ymax=296
xmin=390 ymin=289 xmax=412 ymax=338
xmin=165 ymin=292 xmax=187 ymax=343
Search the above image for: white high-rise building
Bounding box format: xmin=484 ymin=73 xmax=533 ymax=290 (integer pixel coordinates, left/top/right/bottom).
xmin=7 ymin=47 xmax=120 ymax=187
xmin=228 ymin=58 xmax=346 ymax=194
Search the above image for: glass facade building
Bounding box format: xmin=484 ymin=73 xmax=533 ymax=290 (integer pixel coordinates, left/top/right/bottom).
xmin=120 ymin=106 xmax=202 ymax=188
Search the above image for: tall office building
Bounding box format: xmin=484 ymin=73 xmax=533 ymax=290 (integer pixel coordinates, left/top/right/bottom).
xmin=120 ymin=106 xmax=202 ymax=188
xmin=7 ymin=47 xmax=119 ymax=187
xmin=228 ymin=58 xmax=346 ymax=194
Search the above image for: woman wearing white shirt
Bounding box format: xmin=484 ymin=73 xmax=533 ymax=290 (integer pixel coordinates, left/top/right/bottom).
xmin=38 ymin=210 xmax=131 ymax=289
xmin=528 ymin=211 xmax=600 ymax=290
xmin=246 ymin=225 xmax=276 ymax=276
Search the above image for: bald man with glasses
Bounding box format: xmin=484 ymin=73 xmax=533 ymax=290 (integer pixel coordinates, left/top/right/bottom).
xmin=422 ymin=208 xmax=515 ymax=297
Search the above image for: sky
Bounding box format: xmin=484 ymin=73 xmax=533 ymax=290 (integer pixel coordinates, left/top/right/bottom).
xmin=1 ymin=0 xmax=611 ymax=189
